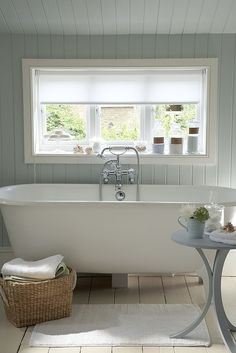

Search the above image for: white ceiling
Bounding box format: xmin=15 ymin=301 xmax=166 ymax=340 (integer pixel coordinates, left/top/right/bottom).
xmin=0 ymin=0 xmax=236 ymax=35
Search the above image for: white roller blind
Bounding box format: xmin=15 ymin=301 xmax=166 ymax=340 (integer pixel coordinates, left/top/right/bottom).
xmin=37 ymin=68 xmax=204 ymax=104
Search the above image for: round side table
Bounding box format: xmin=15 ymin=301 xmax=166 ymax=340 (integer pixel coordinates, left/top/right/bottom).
xmin=171 ymin=229 xmax=236 ymax=353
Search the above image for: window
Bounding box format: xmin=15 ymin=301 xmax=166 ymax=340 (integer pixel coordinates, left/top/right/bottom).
xmin=153 ymin=103 xmax=204 ymax=154
xmin=38 ymin=104 xmax=87 ymax=153
xmin=23 ymin=59 xmax=217 ymax=164
xmin=100 ymin=105 xmax=141 ymax=142
xmin=45 ymin=104 xmax=87 ymax=141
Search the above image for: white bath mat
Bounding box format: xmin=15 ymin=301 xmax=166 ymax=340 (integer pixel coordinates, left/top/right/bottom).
xmin=30 ymin=304 xmax=210 ymax=347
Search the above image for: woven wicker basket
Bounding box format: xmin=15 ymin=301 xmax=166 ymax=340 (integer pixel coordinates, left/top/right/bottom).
xmin=0 ymin=268 xmax=77 ymax=327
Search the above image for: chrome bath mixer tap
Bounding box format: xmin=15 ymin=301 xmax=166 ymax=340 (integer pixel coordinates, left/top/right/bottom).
xmin=97 ymin=146 xmax=140 ymax=201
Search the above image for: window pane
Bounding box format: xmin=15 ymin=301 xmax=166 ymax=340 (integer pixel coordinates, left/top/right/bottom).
xmin=153 ymin=103 xmax=204 ymax=154
xmin=153 ymin=104 xmax=199 ymax=137
xmin=100 ymin=105 xmax=140 ymax=141
xmin=44 ymin=104 xmax=87 ymax=141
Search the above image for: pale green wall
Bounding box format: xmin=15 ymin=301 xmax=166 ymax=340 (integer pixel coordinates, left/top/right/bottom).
xmin=0 ymin=33 xmax=235 ymax=246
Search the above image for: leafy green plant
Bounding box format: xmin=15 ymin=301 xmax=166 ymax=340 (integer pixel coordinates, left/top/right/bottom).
xmin=180 ymin=204 xmax=209 ymax=223
xmin=192 ymin=207 xmax=209 ymax=223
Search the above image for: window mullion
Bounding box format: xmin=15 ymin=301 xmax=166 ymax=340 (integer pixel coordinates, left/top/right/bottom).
xmin=89 ymin=105 xmax=100 ymax=140
xmin=142 ymin=105 xmax=152 ymax=143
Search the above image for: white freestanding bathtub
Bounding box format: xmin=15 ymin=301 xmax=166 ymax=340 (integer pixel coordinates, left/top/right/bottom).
xmin=0 ymin=184 xmax=236 ymax=274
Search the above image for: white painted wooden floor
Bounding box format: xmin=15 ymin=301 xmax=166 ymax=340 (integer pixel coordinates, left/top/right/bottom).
xmin=1 ymin=274 xmax=236 ymax=353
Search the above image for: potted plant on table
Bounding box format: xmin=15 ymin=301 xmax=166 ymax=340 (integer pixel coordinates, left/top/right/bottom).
xmin=178 ymin=205 xmax=209 ymax=239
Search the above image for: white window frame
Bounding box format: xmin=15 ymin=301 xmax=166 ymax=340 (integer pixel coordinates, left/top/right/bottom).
xmin=22 ymin=58 xmax=218 ymax=165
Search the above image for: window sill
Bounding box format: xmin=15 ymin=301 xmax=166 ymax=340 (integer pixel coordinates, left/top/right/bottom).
xmin=26 ymin=152 xmax=216 ymax=165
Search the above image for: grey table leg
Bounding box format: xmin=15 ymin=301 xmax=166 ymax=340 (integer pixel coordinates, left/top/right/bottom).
xmin=170 ymin=248 xmax=213 ymax=339
xmin=213 ymin=249 xmax=236 ymax=353
xmin=213 ymin=250 xmax=236 ymax=332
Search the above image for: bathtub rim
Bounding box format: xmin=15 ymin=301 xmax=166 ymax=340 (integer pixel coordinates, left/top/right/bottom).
xmin=0 ymin=184 xmax=236 ymax=207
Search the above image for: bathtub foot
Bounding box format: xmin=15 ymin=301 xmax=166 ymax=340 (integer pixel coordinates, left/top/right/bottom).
xmin=112 ymin=274 xmax=128 ymax=288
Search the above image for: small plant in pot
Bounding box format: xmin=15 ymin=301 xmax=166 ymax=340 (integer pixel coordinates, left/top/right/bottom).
xmin=192 ymin=207 xmax=209 ymax=223
xmin=178 ymin=205 xmax=209 ymax=239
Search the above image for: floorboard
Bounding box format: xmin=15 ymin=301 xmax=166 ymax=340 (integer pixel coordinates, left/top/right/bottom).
xmin=0 ymin=299 xmax=26 ymax=353
xmin=81 ymin=348 xmax=111 ymax=353
xmin=139 ymin=276 xmax=165 ymax=304
xmin=174 ymin=348 xmax=207 ymax=353
xmin=49 ymin=348 xmax=80 ymax=353
xmin=73 ymin=277 xmax=91 ymax=304
xmin=162 ymin=276 xmax=191 ymax=304
xmin=112 ymin=347 xmax=142 ymax=353
xmin=115 ymin=276 xmax=139 ymax=304
xmin=18 ymin=346 xmax=49 ymax=353
xmin=185 ymin=276 xmax=206 ymax=305
xmin=89 ymin=276 xmax=115 ymax=304
xmin=206 ymin=344 xmax=228 ymax=352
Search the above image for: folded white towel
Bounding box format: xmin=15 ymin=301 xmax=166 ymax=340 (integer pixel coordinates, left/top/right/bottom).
xmin=1 ymin=254 xmax=64 ymax=280
xmin=209 ymin=229 xmax=236 ymax=245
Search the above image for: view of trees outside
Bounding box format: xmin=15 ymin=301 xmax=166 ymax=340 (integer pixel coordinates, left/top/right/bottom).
xmin=45 ymin=103 xmax=197 ymax=142
xmin=100 ymin=105 xmax=140 ymax=141
xmin=45 ymin=104 xmax=87 ymax=140
xmin=154 ymin=104 xmax=198 ymax=137
xmin=45 ymin=104 xmax=140 ymax=142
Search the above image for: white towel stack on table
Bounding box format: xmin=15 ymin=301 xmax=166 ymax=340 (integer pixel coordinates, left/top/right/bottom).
xmin=209 ymin=230 xmax=236 ymax=245
xmin=1 ymin=254 xmax=69 ymax=282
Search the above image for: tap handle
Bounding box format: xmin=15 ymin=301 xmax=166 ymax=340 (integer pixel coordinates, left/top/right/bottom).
xmin=109 ymin=146 xmax=127 ymax=156
xmin=128 ymin=168 xmax=135 ymax=184
xmin=102 ymin=170 xmax=109 ymax=184
xmin=97 ymin=153 xmax=107 ymax=160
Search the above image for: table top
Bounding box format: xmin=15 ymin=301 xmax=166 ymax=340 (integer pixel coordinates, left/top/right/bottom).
xmin=172 ymin=229 xmax=236 ymax=250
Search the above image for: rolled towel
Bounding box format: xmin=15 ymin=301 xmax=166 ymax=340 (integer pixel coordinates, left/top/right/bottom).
xmin=1 ymin=254 xmax=65 ymax=280
xmin=209 ymin=229 xmax=236 ymax=245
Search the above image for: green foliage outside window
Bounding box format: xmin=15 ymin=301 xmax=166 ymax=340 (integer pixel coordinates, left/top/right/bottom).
xmin=46 ymin=104 xmax=86 ymax=140
xmin=100 ymin=105 xmax=140 ymax=141
xmin=154 ymin=104 xmax=198 ymax=137
xmin=102 ymin=125 xmax=139 ymax=141
xmin=45 ymin=103 xmax=196 ymax=142
xmin=46 ymin=104 xmax=139 ymax=141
